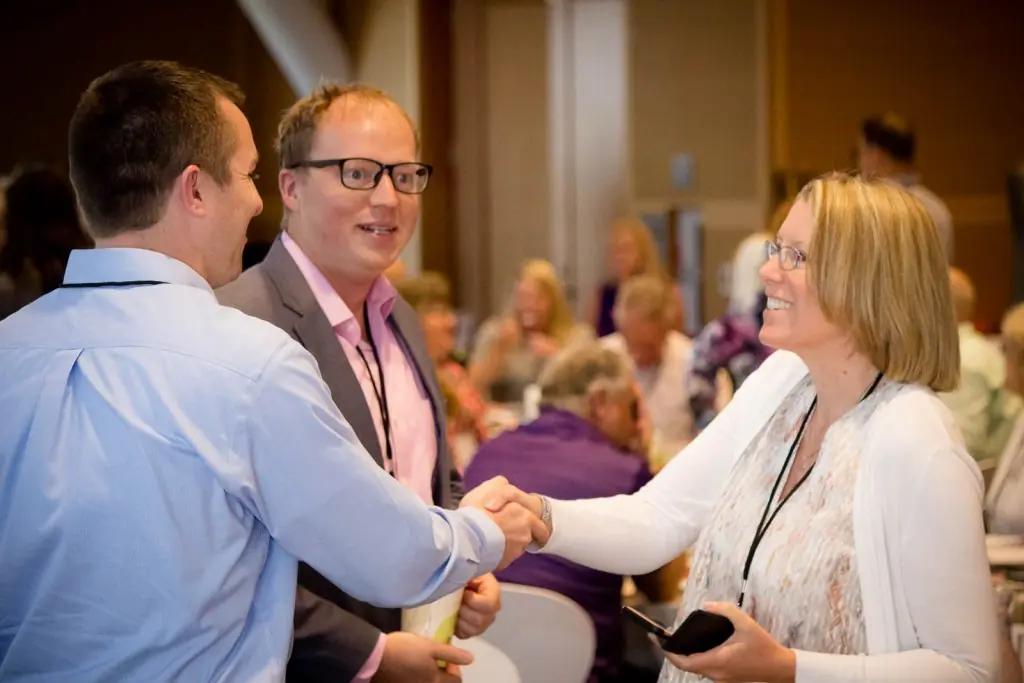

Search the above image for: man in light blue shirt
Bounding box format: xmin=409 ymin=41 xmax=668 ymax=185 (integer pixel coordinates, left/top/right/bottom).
xmin=0 ymin=61 xmax=535 ymax=682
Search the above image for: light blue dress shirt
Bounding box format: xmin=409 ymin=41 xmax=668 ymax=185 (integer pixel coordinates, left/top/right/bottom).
xmin=0 ymin=248 xmax=503 ymax=682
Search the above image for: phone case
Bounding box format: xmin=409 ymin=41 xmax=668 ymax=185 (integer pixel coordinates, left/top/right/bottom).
xmin=660 ymin=609 xmax=735 ymax=655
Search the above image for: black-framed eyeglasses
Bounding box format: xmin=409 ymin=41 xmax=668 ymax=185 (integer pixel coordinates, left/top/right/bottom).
xmin=286 ymin=157 xmax=433 ymax=195
xmin=764 ymin=240 xmax=807 ymax=271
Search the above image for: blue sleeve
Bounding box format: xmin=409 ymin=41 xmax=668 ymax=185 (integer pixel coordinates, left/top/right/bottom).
xmin=230 ymin=341 xmax=505 ymax=608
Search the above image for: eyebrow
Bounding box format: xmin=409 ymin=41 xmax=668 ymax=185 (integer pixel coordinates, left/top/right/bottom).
xmin=776 ymin=233 xmax=807 ymax=249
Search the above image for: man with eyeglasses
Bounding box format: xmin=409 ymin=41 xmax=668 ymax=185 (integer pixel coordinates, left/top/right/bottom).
xmin=1 ymin=63 xmax=537 ymax=683
xmin=218 ymin=84 xmax=498 ymax=683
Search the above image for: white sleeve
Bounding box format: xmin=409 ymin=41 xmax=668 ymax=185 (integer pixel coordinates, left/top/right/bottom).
xmin=794 ymin=444 xmax=999 ymax=682
xmin=540 ymin=350 xmax=807 ymax=575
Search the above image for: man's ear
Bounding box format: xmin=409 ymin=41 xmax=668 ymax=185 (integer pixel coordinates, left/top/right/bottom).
xmin=587 ymin=387 xmax=608 ymax=423
xmin=279 ymin=168 xmax=300 ymax=212
xmin=176 ymin=164 xmax=207 ymax=217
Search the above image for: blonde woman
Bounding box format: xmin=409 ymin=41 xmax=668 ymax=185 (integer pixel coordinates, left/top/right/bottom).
xmin=470 ymin=259 xmax=591 ymax=403
xmin=592 ymin=216 xmax=682 ymax=336
xmin=490 ymin=173 xmax=998 ymax=681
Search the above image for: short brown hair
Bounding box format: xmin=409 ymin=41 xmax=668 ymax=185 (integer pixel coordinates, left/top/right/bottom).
xmin=800 ymin=172 xmax=958 ymax=391
xmin=276 ymin=82 xmax=418 ymax=171
xmin=396 ymin=271 xmax=452 ymax=312
xmin=68 ymin=60 xmax=244 ymax=238
xmin=613 ymin=274 xmax=671 ymax=324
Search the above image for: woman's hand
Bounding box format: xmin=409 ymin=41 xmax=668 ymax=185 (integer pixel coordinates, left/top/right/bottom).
xmin=661 ymin=602 xmax=796 ymax=683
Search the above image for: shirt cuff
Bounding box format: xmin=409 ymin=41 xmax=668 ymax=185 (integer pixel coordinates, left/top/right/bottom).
xmin=351 ymin=632 xmax=388 ymax=683
xmin=457 ymin=506 xmax=505 ymax=574
xmin=794 ymin=648 xmax=846 ymax=683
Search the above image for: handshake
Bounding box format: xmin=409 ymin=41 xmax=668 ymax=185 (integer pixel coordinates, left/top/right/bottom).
xmin=459 ymin=476 xmax=552 ymax=570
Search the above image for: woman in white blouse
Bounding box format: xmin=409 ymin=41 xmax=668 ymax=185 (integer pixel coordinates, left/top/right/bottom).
xmin=485 ymin=173 xmax=999 ymax=682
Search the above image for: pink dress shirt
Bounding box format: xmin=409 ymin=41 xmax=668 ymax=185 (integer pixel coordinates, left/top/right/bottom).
xmin=281 ymin=232 xmax=439 ymax=680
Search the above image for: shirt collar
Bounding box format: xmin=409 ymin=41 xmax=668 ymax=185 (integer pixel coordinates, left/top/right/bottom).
xmin=62 ymin=248 xmax=213 ymax=294
xmin=280 ymin=231 xmax=398 ymax=344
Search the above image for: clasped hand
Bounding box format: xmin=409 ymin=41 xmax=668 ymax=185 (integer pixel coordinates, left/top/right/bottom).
xmin=460 ymin=476 xmax=550 ymax=569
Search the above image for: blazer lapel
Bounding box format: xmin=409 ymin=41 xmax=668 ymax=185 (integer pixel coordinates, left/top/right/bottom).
xmin=263 ymin=238 xmax=385 ymax=466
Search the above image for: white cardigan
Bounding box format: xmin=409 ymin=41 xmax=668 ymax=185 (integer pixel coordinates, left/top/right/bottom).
xmin=540 ymin=350 xmax=1000 ymax=682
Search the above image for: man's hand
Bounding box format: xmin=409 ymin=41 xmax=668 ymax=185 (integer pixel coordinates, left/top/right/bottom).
xmin=373 ymin=632 xmax=472 ymax=683
xmin=659 ymin=602 xmax=795 ymax=683
xmin=455 ymin=573 xmax=501 ymax=638
xmin=462 ymin=476 xmax=549 ymax=564
xmin=486 ymin=498 xmax=545 ymax=569
xmin=460 ymin=476 xmax=515 ymax=512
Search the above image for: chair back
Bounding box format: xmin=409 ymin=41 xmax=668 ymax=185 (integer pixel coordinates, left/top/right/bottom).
xmin=454 ymin=635 xmax=522 ymax=683
xmin=465 ymin=582 xmax=596 ymax=683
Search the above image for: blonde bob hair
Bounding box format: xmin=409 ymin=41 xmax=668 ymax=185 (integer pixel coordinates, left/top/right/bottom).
xmin=799 ymin=172 xmax=958 ymax=391
xmin=515 ymin=259 xmax=576 ymax=343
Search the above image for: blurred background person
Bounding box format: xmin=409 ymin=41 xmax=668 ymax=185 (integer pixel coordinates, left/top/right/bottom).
xmin=858 ymin=111 xmax=954 ymax=260
xmin=601 ymin=274 xmax=694 ymax=469
xmin=465 ymin=342 xmax=683 ymax=683
xmin=987 ymin=301 xmax=1024 ymax=535
xmin=591 ymin=216 xmax=682 ymax=337
xmin=940 ymin=267 xmax=1020 ymax=463
xmin=685 ymin=202 xmax=788 ymax=432
xmin=398 ymin=271 xmax=489 ymax=472
xmin=0 ymin=165 xmax=87 ymax=319
xmin=469 ymin=258 xmax=591 ymax=404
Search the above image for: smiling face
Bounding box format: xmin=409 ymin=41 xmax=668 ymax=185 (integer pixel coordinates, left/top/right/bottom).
xmin=609 ymin=231 xmax=642 ymax=281
xmin=282 ymin=99 xmax=419 ymax=288
xmin=758 ymin=199 xmax=847 ymax=353
xmin=514 ymin=276 xmax=553 ymax=333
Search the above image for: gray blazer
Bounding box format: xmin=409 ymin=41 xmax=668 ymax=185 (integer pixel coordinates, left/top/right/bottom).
xmin=217 ymin=237 xmax=460 ymax=682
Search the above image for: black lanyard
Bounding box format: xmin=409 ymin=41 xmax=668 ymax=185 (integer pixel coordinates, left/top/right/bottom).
xmin=737 ymin=371 xmax=884 ymax=608
xmin=354 ymin=302 xmax=395 ymax=475
xmin=59 ymin=280 xmax=168 ymax=288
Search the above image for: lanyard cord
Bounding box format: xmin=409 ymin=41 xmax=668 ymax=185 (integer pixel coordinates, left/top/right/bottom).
xmin=354 ymin=302 xmax=395 ymax=475
xmin=737 ymin=371 xmax=884 ymax=608
xmin=59 ymin=280 xmax=168 ymax=288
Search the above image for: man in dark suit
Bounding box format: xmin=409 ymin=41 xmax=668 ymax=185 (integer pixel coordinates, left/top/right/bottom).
xmin=218 ymin=84 xmax=500 ymax=683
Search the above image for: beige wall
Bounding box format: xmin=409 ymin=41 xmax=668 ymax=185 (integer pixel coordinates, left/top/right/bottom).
xmin=629 ymin=0 xmax=767 ymax=322
xmin=484 ymin=3 xmax=552 ymax=314
xmin=773 ymin=0 xmax=1024 ymax=328
xmin=630 ymin=1 xmax=761 ymax=203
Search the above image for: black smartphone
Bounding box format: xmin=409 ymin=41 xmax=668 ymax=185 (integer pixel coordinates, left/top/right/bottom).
xmin=623 ymin=606 xmax=735 ymax=655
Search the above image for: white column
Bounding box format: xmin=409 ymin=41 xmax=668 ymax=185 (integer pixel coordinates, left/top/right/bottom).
xmin=236 ymin=0 xmax=352 ymax=96
xmin=548 ymin=0 xmax=630 ymax=316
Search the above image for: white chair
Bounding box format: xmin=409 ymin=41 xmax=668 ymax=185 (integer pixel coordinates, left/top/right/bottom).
xmin=463 ymin=582 xmax=596 ymax=683
xmin=454 ymin=635 xmax=521 ymax=683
